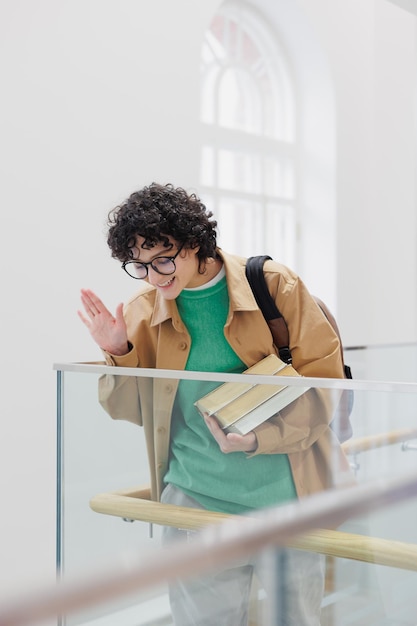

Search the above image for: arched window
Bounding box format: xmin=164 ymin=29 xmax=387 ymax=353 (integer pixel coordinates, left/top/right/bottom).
xmin=200 ymin=1 xmax=297 ymax=266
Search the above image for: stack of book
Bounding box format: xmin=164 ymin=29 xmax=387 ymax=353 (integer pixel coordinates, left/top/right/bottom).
xmin=194 ymin=354 xmax=310 ymax=435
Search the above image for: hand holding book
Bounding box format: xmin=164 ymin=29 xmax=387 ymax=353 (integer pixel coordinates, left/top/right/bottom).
xmin=195 ymin=354 xmax=310 ymax=436
xmin=203 ymin=413 xmax=259 ymax=453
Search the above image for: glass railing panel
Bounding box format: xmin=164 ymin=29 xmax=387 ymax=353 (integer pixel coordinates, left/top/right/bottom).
xmin=54 ymin=362 xmax=417 ymax=626
xmin=56 ymin=367 xmax=167 ymax=625
xmin=4 ymin=467 xmax=417 ymax=626
xmin=345 ymin=342 xmax=417 ymax=382
xmin=325 ymin=496 xmax=417 ymax=626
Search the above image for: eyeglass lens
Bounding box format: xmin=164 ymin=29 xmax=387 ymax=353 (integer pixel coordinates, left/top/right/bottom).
xmin=123 ymin=256 xmax=177 ymax=279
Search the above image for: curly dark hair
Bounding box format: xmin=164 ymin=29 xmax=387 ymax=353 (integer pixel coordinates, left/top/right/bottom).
xmin=107 ymin=183 xmax=218 ymax=266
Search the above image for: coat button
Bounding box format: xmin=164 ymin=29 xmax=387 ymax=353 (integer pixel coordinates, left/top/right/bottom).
xmin=157 ymin=426 xmax=166 ymax=435
xmin=179 ymin=342 xmax=188 ymax=350
xmin=165 ymin=384 xmax=173 ymax=394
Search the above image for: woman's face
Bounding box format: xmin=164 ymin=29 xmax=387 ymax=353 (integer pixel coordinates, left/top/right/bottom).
xmin=132 ymin=236 xmax=204 ymax=299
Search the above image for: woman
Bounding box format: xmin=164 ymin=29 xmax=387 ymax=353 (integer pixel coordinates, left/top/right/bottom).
xmin=78 ymin=182 xmax=351 ymax=625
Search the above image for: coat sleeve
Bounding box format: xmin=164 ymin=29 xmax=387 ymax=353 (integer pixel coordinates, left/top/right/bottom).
xmin=251 ymin=264 xmax=345 ymax=455
xmin=270 ymin=269 xmax=345 ymax=379
xmin=98 ymin=345 xmax=143 ymax=425
xmin=99 ymin=373 xmax=143 ymax=426
xmin=250 ymin=388 xmax=340 ymax=455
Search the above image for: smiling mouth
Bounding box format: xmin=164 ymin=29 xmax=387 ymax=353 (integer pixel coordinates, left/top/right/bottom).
xmin=158 ymin=277 xmax=175 ymax=287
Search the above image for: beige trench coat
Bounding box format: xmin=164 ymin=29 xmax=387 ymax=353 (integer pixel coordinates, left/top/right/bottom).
xmin=99 ymin=250 xmax=352 ymax=502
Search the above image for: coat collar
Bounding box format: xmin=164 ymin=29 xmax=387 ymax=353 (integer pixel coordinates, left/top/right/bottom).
xmin=149 ymin=248 xmax=259 ymax=328
xmin=218 ymin=249 xmax=260 ymax=313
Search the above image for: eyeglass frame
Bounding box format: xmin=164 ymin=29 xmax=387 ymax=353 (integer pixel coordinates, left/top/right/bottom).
xmin=121 ymin=244 xmax=184 ymax=279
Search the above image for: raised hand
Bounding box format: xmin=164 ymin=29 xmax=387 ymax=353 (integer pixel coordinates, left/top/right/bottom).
xmin=78 ymin=288 xmax=129 ymax=355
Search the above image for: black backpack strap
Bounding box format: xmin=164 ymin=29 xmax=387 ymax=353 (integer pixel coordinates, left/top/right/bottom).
xmin=245 ymin=256 xmax=281 ymax=320
xmin=246 ymin=255 xmax=353 ymax=440
xmin=245 ymin=256 xmax=292 ymax=364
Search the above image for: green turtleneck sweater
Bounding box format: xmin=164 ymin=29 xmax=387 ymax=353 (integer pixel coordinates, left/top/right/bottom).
xmin=163 ymin=275 xmax=296 ymax=514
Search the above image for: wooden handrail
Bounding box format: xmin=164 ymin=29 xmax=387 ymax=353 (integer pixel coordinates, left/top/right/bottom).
xmin=90 ymin=488 xmax=229 ymax=528
xmin=89 ymin=486 xmax=417 ymax=572
xmin=89 ymin=428 xmax=417 ymax=575
xmin=341 ymin=427 xmax=417 ymax=455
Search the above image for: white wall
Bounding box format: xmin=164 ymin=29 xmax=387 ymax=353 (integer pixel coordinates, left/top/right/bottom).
xmin=299 ymin=0 xmax=417 ymax=345
xmin=0 ymin=0 xmax=221 ymax=597
xmin=0 ymin=0 xmax=416 ymax=600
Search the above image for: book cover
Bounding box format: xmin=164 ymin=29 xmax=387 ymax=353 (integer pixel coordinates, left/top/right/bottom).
xmin=223 ymin=383 xmax=310 ymax=435
xmin=194 ymin=354 xmax=286 ymax=416
xmin=194 ymin=354 xmax=310 ymax=435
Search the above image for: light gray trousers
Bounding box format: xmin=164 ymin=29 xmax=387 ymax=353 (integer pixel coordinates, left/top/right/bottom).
xmin=161 ymin=483 xmax=325 ymax=626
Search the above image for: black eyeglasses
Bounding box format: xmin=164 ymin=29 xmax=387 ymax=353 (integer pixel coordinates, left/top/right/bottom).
xmin=122 ymin=245 xmax=184 ymax=280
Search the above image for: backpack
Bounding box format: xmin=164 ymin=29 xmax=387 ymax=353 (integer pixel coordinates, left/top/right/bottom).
xmin=245 ymin=255 xmax=353 ymax=442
